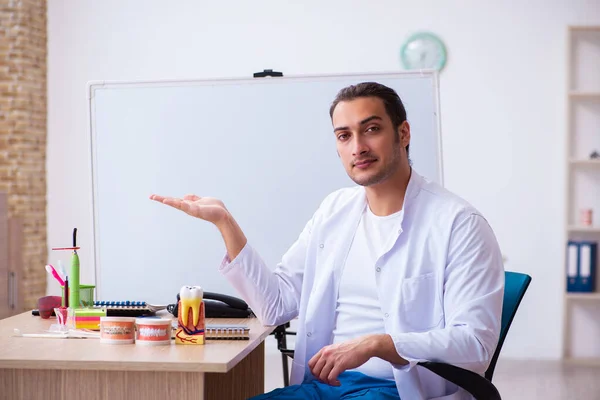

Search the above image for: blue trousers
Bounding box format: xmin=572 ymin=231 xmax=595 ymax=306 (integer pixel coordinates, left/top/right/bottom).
xmin=251 ymin=371 xmax=400 ymax=399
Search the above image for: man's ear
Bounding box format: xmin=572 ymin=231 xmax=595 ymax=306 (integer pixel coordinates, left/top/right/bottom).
xmin=399 ymin=121 xmax=411 ymax=147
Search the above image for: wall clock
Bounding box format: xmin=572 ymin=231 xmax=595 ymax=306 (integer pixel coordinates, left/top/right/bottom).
xmin=400 ymin=32 xmax=447 ymax=71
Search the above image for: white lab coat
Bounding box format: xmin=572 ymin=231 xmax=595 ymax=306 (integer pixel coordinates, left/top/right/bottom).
xmin=220 ymin=169 xmax=505 ymax=400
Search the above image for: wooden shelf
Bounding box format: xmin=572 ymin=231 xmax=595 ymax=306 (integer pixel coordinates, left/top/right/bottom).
xmin=569 ymin=91 xmax=600 ymax=99
xmin=568 ymin=25 xmax=600 ymax=32
xmin=569 ymin=159 xmax=600 ymax=166
xmin=568 ymin=226 xmax=600 ymax=233
xmin=566 ymin=292 xmax=600 ymax=301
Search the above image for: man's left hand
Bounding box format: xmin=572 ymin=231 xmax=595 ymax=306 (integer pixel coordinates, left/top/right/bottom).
xmin=308 ymin=334 xmax=409 ymax=386
xmin=308 ymin=335 xmax=375 ymax=386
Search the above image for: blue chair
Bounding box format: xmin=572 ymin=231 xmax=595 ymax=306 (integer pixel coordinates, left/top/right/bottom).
xmin=274 ymin=271 xmax=532 ymax=400
xmin=417 ymin=271 xmax=532 ymax=400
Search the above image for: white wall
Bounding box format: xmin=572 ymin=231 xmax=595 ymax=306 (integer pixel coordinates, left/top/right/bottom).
xmin=47 ymin=0 xmax=600 ymax=361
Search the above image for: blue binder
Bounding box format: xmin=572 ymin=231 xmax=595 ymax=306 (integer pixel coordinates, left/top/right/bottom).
xmin=567 ymin=241 xmax=597 ymax=292
xmin=566 ymin=241 xmax=579 ymax=292
xmin=579 ymin=241 xmax=597 ymax=292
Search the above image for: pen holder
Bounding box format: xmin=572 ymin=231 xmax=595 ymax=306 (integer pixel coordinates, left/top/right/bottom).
xmin=54 ymin=307 xmax=68 ymax=325
xmin=61 ymin=284 xmax=95 ymax=308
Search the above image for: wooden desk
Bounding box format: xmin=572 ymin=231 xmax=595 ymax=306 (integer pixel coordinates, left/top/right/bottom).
xmin=0 ymin=311 xmax=275 ymax=400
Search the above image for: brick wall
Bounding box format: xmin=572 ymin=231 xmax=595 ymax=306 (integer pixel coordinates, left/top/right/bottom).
xmin=0 ymin=0 xmax=47 ymax=310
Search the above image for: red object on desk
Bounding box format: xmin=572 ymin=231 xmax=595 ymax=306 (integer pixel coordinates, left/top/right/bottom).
xmin=37 ymin=296 xmax=62 ymax=319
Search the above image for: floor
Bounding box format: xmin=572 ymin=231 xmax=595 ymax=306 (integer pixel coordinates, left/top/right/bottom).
xmin=493 ymin=359 xmax=600 ymax=400
xmin=263 ymin=336 xmax=600 ymax=399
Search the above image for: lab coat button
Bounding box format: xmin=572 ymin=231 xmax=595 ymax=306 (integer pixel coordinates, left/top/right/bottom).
xmin=376 ymin=267 xmax=381 ymax=272
xmin=384 ymin=313 xmax=389 ymax=318
xmin=307 ymin=332 xmax=312 ymax=337
xmin=319 ymin=244 xmax=324 ymax=249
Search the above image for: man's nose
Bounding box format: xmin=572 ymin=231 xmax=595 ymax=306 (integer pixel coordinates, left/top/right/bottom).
xmin=352 ymin=136 xmax=368 ymax=156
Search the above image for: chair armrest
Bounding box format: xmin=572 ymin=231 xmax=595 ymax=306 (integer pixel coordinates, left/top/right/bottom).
xmin=417 ymin=361 xmax=501 ymax=400
xmin=272 ymin=324 xmax=296 ymax=359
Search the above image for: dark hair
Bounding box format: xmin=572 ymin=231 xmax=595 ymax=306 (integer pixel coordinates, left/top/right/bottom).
xmin=329 ymin=82 xmax=409 ymax=156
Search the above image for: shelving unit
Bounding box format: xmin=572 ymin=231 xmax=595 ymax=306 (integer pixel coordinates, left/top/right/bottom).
xmin=568 ymin=226 xmax=600 ymax=233
xmin=563 ymin=25 xmax=600 ymax=365
xmin=566 ymin=292 xmax=600 ymax=301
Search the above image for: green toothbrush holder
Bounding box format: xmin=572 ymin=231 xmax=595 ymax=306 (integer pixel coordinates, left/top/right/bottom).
xmin=61 ymin=284 xmax=95 ymax=308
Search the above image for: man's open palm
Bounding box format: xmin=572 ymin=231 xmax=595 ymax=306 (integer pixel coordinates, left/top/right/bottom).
xmin=149 ymin=194 xmax=229 ymax=225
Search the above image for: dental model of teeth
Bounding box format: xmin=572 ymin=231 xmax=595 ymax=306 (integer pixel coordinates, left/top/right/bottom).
xmin=175 ymin=285 xmax=206 ymax=345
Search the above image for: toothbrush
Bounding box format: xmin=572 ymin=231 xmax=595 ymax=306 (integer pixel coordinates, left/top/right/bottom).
xmin=57 ymin=260 xmax=66 ymax=280
xmin=45 ymin=264 xmax=65 ymax=286
xmin=13 ymin=328 xmax=99 ymax=339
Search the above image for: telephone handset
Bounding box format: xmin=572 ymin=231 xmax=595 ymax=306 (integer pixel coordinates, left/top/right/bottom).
xmin=167 ymin=291 xmax=253 ymax=318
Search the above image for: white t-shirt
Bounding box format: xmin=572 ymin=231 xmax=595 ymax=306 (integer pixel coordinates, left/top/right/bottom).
xmin=331 ymin=204 xmax=403 ymax=380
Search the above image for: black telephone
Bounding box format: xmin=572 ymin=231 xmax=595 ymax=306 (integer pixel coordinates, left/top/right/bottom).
xmin=167 ymin=291 xmax=253 ymax=318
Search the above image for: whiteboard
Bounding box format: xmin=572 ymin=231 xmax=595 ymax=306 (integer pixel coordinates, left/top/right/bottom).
xmin=88 ymin=71 xmax=443 ymax=305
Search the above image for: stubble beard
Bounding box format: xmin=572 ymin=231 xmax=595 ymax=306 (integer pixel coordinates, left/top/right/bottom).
xmin=350 ymin=146 xmax=402 ymax=187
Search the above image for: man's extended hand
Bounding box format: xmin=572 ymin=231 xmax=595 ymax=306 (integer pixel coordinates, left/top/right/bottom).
xmin=150 ymin=193 xmax=247 ymax=261
xmin=308 ymin=334 xmax=408 ymax=386
xmin=149 ymin=194 xmax=230 ymax=226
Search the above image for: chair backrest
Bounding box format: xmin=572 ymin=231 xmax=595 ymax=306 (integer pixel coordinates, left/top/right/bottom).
xmin=484 ymin=271 xmax=532 ymax=381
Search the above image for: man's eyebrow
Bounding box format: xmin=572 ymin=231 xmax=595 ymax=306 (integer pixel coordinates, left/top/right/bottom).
xmin=333 ymin=115 xmax=383 ymax=132
xmin=359 ymin=115 xmax=383 ymax=125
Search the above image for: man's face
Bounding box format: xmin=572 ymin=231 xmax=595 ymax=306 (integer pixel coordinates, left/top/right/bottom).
xmin=332 ymin=97 xmax=410 ymax=187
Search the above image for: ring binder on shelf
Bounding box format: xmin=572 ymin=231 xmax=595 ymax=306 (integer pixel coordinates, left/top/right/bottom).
xmin=567 ymin=241 xmax=579 ymax=292
xmin=566 ymin=240 xmax=597 ymax=292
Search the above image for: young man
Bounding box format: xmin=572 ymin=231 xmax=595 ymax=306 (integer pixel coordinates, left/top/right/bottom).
xmin=150 ymin=82 xmax=504 ymax=400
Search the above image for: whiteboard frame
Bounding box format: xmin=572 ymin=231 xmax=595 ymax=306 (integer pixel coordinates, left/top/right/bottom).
xmin=86 ymin=70 xmax=443 ymax=294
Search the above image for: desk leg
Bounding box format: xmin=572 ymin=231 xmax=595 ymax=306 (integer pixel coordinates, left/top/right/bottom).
xmin=0 ymin=368 xmax=204 ymax=400
xmin=205 ymin=341 xmax=265 ymax=400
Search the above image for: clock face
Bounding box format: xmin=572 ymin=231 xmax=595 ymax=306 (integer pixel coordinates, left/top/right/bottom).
xmin=400 ymin=32 xmax=447 ymax=71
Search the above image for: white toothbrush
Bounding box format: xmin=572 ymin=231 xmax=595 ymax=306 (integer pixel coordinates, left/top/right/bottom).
xmin=13 ymin=328 xmax=99 ymax=339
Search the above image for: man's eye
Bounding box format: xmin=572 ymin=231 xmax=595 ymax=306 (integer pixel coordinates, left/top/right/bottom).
xmin=337 ymin=134 xmax=349 ymax=140
xmin=367 ymin=126 xmax=380 ymax=132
